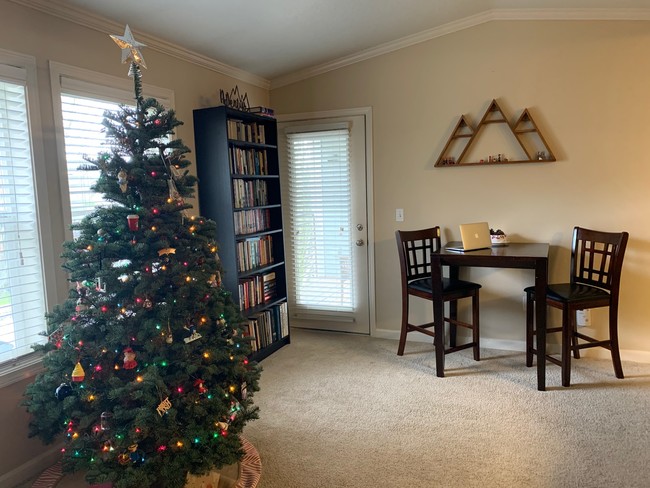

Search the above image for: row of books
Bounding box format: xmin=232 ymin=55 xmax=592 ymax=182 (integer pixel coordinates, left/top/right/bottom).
xmin=244 ymin=301 xmax=288 ymax=352
xmin=227 ymin=119 xmax=266 ymax=144
xmin=234 ymin=208 xmax=271 ymax=236
xmin=229 ymin=147 xmax=268 ymax=175
xmin=232 ymin=179 xmax=269 ymax=209
xmin=238 ymin=271 xmax=278 ymax=311
xmin=236 ymin=235 xmax=274 ymax=272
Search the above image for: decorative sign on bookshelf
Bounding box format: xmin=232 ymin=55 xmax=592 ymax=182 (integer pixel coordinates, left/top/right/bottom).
xmin=435 ymin=99 xmax=556 ymax=167
xmin=220 ymin=85 xmax=250 ymax=111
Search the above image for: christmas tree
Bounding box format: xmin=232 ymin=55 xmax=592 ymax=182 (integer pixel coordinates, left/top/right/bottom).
xmin=24 ymin=26 xmax=260 ymax=488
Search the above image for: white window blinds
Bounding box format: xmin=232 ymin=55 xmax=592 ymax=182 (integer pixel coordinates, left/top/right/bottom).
xmin=60 ymin=94 xmax=118 ymax=224
xmin=0 ymin=69 xmax=47 ymax=364
xmin=285 ymin=128 xmax=354 ymax=312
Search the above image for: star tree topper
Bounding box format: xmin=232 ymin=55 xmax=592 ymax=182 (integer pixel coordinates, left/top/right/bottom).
xmin=110 ymin=24 xmax=147 ymax=68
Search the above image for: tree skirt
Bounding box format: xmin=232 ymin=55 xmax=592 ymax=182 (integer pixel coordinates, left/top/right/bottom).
xmin=31 ymin=437 xmax=261 ymax=488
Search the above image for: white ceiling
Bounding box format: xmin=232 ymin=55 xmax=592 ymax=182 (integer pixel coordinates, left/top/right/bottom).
xmin=15 ymin=0 xmax=650 ymax=87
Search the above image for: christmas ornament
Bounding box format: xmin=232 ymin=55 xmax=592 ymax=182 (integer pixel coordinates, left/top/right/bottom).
xmin=55 ymin=382 xmax=73 ymax=401
xmin=127 ymin=214 xmax=139 ymax=231
xmin=207 ymin=274 xmax=219 ymax=288
xmin=71 ymin=362 xmax=85 ymax=382
xmin=117 ymin=452 xmax=131 ymax=465
xmin=96 ymin=277 xmax=107 ymax=293
xmin=167 ymin=179 xmax=189 ymax=217
xmin=75 ymin=298 xmax=88 ymax=313
xmin=110 ymin=24 xmax=147 ymax=68
xmin=122 ymin=347 xmax=137 ymax=370
xmin=170 ymin=164 xmax=182 ymax=179
xmin=158 ymin=247 xmax=176 ymax=257
xmin=117 ymin=169 xmax=128 ymax=192
xmin=48 ymin=327 xmax=64 ymax=348
xmin=143 ymin=297 xmax=152 ymax=308
xmin=156 ymin=396 xmax=172 ymax=416
xmin=165 ymin=334 xmax=173 ymax=344
xmin=194 ymin=379 xmax=207 ymax=394
xmin=128 ymin=444 xmax=145 ymax=465
xmin=183 ymin=323 xmax=202 ymax=344
xmin=100 ymin=411 xmax=113 ymax=430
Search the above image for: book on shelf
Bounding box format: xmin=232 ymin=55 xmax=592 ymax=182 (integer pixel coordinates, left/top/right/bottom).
xmin=279 ymin=301 xmax=289 ymax=338
xmin=248 ymin=106 xmax=275 ymax=117
xmin=262 ymin=271 xmax=277 ymax=302
xmin=244 ymin=318 xmax=259 ymax=352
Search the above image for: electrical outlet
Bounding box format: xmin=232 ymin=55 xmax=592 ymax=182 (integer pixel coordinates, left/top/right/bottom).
xmin=576 ymin=309 xmax=591 ymax=327
xmin=395 ymin=208 xmax=404 ymax=222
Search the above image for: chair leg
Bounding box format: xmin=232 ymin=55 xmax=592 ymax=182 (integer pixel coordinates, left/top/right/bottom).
xmin=397 ymin=293 xmax=409 ymax=356
xmin=609 ymin=306 xmax=624 ymax=379
xmin=561 ymin=307 xmax=572 ymax=387
xmin=472 ymin=292 xmax=480 ymax=361
xmin=572 ymin=310 xmax=581 ymax=359
xmin=525 ymin=291 xmax=534 ymax=367
xmin=449 ymin=300 xmax=458 ymax=348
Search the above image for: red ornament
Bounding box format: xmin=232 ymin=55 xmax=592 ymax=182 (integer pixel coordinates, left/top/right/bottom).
xmin=127 ymin=214 xmax=139 ymax=231
xmin=123 ymin=347 xmax=137 ymax=370
xmin=194 ymin=379 xmax=207 ymax=394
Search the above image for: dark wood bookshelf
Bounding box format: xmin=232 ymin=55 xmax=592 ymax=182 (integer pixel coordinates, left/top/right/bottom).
xmin=193 ymin=105 xmax=290 ymax=361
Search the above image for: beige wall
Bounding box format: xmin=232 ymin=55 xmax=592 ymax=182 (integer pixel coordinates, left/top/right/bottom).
xmin=270 ymin=20 xmax=650 ymax=359
xmin=0 ymin=1 xmax=269 ymax=483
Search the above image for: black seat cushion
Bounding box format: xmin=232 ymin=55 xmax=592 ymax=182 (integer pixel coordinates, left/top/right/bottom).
xmin=525 ymin=283 xmax=610 ymax=303
xmin=409 ymin=277 xmax=481 ymax=294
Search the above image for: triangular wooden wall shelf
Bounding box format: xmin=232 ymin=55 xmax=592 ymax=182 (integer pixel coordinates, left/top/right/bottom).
xmin=435 ymin=99 xmax=556 ymax=167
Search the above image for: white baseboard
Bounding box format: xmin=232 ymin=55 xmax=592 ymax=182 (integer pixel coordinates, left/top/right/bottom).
xmin=372 ymin=328 xmax=650 ymax=363
xmin=0 ymin=445 xmax=61 ymax=488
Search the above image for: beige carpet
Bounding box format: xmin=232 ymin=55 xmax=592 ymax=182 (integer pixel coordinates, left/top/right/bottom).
xmin=243 ymin=328 xmax=650 ymax=488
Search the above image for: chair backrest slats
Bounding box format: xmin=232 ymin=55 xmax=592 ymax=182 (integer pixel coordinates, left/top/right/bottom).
xmin=396 ymin=227 xmax=442 ymax=282
xmin=571 ymin=226 xmax=629 ymax=293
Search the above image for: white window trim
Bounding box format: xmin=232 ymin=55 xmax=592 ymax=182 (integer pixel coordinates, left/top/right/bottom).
xmin=0 ymin=48 xmax=58 ymax=383
xmin=49 ymin=61 xmax=175 ymax=240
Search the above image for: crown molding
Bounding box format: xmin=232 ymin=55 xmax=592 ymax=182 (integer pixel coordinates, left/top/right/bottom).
xmin=269 ymin=7 xmax=650 ymax=89
xmin=9 ymin=0 xmax=270 ymax=89
xmin=9 ymin=1 xmax=650 ymax=92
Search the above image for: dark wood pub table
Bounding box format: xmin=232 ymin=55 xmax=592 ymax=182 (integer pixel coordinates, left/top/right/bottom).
xmin=431 ymin=242 xmax=550 ymax=391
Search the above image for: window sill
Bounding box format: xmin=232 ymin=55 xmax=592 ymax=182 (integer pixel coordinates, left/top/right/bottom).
xmin=0 ymin=353 xmax=45 ymax=389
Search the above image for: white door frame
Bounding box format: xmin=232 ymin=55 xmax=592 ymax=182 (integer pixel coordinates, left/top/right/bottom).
xmin=277 ymin=107 xmax=376 ymax=336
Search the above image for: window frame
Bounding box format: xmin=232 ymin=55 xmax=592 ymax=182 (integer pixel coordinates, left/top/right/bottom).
xmin=0 ymin=48 xmax=56 ymax=386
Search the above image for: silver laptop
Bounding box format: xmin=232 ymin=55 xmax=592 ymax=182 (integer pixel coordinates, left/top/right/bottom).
xmin=445 ymin=222 xmax=492 ymax=252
